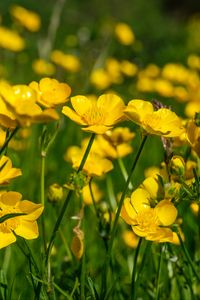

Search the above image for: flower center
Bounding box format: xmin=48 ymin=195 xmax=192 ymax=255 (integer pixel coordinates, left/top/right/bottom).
xmin=83 ymin=105 xmax=105 ymax=125
xmin=135 ymin=208 xmax=158 ymax=232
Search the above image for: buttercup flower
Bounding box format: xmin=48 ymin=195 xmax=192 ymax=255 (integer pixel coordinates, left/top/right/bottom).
xmin=62 ymin=94 xmax=125 ymax=134
xmin=0 ymin=191 xmax=43 ymax=249
xmin=121 ymin=187 xmax=178 ymax=243
xmin=114 ymin=22 xmax=135 ymax=45
xmin=0 ymin=82 xmax=59 ymax=126
xmin=82 ymin=182 xmax=103 ymax=205
xmin=29 ymin=78 xmax=71 ymax=108
xmin=51 ymin=50 xmax=81 ymax=72
xmin=124 ymin=99 xmax=184 ymax=137
xmin=10 ymin=5 xmax=41 ymax=32
xmin=0 ymin=156 xmax=22 ymax=185
xmin=32 ymin=59 xmax=55 ymax=76
xmin=0 ymin=26 xmax=25 ymax=52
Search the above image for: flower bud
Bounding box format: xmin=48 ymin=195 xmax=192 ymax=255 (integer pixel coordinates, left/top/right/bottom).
xmin=48 ymin=183 xmax=63 ymax=203
xmin=169 ymin=155 xmax=185 ymax=177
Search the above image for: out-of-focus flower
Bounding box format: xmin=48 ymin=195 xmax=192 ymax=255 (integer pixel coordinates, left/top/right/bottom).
xmin=71 ymin=151 xmax=113 ymax=177
xmin=105 ymin=58 xmax=122 ymax=84
xmin=29 ymin=77 xmax=71 ymax=108
xmin=114 ymin=22 xmax=135 ymax=45
xmin=0 ymin=26 xmax=25 ymax=51
xmin=90 ymin=68 xmax=111 ymax=90
xmin=0 ymin=156 xmax=22 ymax=185
xmin=32 ymin=59 xmax=55 ymax=76
xmin=185 ymin=101 xmax=200 ymax=118
xmin=0 ymin=191 xmax=43 ymax=249
xmin=154 ymin=79 xmax=174 ymax=98
xmin=82 ymin=182 xmax=102 ymax=205
xmin=10 ymin=5 xmax=41 ymax=32
xmin=62 ymin=94 xmax=125 ymax=134
xmin=162 ymin=63 xmax=190 ymax=84
xmin=93 ymin=127 xmax=135 ymax=159
xmin=121 ymin=187 xmax=178 ymax=243
xmin=122 ymin=229 xmax=139 ymax=248
xmin=120 ymin=60 xmax=138 ymax=77
xmin=124 ymin=99 xmax=185 ymax=137
xmin=51 ymin=50 xmax=81 ymax=72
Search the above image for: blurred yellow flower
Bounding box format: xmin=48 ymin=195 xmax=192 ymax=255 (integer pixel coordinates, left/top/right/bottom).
xmin=0 ymin=191 xmax=43 ymax=249
xmin=0 ymin=128 xmax=6 ymax=147
xmin=32 ymin=59 xmax=55 ymax=76
xmin=48 ymin=183 xmax=64 ymax=203
xmin=120 ymin=60 xmax=138 ymax=77
xmin=114 ymin=22 xmax=135 ymax=45
xmin=121 ymin=188 xmax=178 ymax=243
xmin=51 ymin=50 xmax=81 ymax=72
xmin=10 ymin=5 xmax=41 ymax=32
xmin=0 ymin=26 xmax=25 ymax=52
xmin=124 ymin=99 xmax=184 ymax=137
xmin=29 ymin=77 xmax=71 ymax=108
xmin=82 ymin=182 xmax=102 ymax=205
xmin=122 ymin=229 xmax=139 ymax=248
xmin=62 ymin=94 xmax=125 ymax=134
xmin=90 ymin=68 xmax=111 ymax=90
xmin=0 ymin=156 xmax=22 ymax=185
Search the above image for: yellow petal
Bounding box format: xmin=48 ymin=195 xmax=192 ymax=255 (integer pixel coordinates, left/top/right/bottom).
xmin=130 ymin=188 xmax=150 ymax=212
xmin=71 ymin=95 xmax=92 ymax=115
xmin=0 ymin=232 xmax=16 ymax=249
xmin=18 ymin=200 xmax=44 ymax=220
xmin=0 ymin=191 xmax=22 ymax=206
xmin=124 ymin=99 xmax=154 ymax=124
xmin=71 ymin=234 xmax=84 ymax=260
xmin=121 ymin=197 xmax=137 ymax=224
xmin=62 ymin=106 xmax=87 ymax=125
xmin=82 ymin=124 xmax=111 ymax=134
xmin=14 ymin=220 xmax=39 ymax=239
xmin=155 ymin=200 xmax=177 ymax=226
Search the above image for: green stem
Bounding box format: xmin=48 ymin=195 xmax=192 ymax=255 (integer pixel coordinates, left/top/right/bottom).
xmin=155 ymin=244 xmax=165 ymax=300
xmin=177 ymin=231 xmax=200 ymax=282
xmin=45 ymin=133 xmax=95 ymax=265
xmin=89 ymin=179 xmax=98 ymax=216
xmin=101 ymin=134 xmax=148 ymax=298
xmin=117 ymin=157 xmax=133 ymax=189
xmin=80 ymin=214 xmax=86 ymax=300
xmin=40 ymin=154 xmax=47 ymax=252
xmin=0 ymin=126 xmax=19 ymax=156
xmin=131 ymin=238 xmax=142 ymax=300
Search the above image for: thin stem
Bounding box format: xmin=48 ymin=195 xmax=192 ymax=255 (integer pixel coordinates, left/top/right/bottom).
xmin=177 ymin=231 xmax=200 ymax=282
xmin=131 ymin=238 xmax=142 ymax=300
xmin=101 ymin=135 xmax=148 ymax=298
xmin=117 ymin=157 xmax=133 ymax=189
xmin=80 ymin=214 xmax=86 ymax=300
xmin=40 ymin=154 xmax=47 ymax=252
xmin=0 ymin=126 xmax=19 ymax=156
xmin=155 ymin=244 xmax=165 ymax=300
xmin=45 ymin=133 xmax=95 ymax=265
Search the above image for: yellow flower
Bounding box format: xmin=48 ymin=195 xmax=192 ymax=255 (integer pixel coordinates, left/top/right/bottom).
xmin=0 ymin=156 xmax=22 ymax=185
xmin=71 ymin=152 xmax=113 ymax=177
xmin=82 ymin=182 xmax=103 ymax=205
xmin=29 ymin=78 xmax=71 ymax=108
xmin=92 ymin=127 xmax=135 ymax=159
xmin=114 ymin=22 xmax=135 ymax=45
xmin=120 ymin=60 xmax=138 ymax=77
xmin=32 ymin=59 xmax=55 ymax=76
xmin=90 ymin=69 xmax=111 ymax=90
xmin=48 ymin=183 xmax=64 ymax=203
xmin=10 ymin=5 xmax=41 ymax=32
xmin=121 ymin=188 xmax=177 ymax=243
xmin=122 ymin=230 xmax=139 ymax=248
xmin=51 ymin=50 xmax=81 ymax=72
xmin=0 ymin=26 xmax=25 ymax=52
xmin=0 ymin=82 xmax=59 ymax=126
xmin=0 ymin=94 xmax=17 ymax=129
xmin=0 ymin=191 xmax=43 ymax=249
xmin=124 ymin=99 xmax=184 ymax=137
xmin=62 ymin=94 xmax=125 ymax=134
